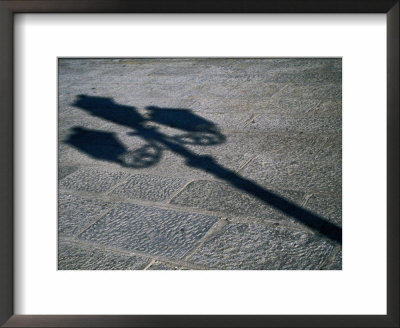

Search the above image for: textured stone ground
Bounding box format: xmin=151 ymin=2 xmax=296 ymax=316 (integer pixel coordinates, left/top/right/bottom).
xmin=58 ymin=58 xmax=342 ymax=270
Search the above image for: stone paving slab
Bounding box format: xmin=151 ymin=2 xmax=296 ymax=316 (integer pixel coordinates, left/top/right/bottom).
xmin=271 ymin=83 xmax=342 ymax=102
xmin=77 ymin=203 xmax=219 ymax=260
xmin=243 ymin=113 xmax=341 ymax=133
xmin=58 ymin=193 xmax=112 ymax=238
xmin=266 ymin=65 xmax=341 ymax=84
xmin=58 ymin=240 xmax=150 ymax=270
xmin=240 ymin=157 xmax=341 ymax=194
xmin=187 ymin=222 xmax=338 ymax=270
xmin=59 ymin=168 xmax=128 ymax=193
xmin=268 ymin=93 xmax=321 ymax=115
xmin=109 ymin=174 xmax=188 ymax=202
xmin=189 ymin=82 xmax=285 ymax=99
xmin=170 ymin=179 xmax=306 ymax=223
xmin=193 ymin=132 xmax=326 ymax=163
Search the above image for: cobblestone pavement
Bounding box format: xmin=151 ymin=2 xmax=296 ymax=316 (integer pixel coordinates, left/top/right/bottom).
xmin=58 ymin=58 xmax=342 ymax=270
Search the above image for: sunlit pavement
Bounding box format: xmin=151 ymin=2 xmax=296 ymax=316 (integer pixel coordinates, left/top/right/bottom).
xmin=58 ymin=58 xmax=342 ymax=270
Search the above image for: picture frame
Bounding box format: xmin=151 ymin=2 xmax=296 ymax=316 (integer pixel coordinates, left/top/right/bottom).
xmin=0 ymin=1 xmax=398 ymax=327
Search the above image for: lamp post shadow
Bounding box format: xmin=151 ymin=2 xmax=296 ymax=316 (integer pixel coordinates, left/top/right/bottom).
xmin=65 ymin=94 xmax=342 ymax=244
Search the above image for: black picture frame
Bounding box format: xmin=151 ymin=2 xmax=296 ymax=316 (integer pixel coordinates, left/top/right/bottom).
xmin=0 ymin=1 xmax=398 ymax=327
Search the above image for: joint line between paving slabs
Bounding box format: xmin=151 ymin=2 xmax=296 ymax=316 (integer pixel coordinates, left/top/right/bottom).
xmin=321 ymin=244 xmax=341 ymax=269
xmin=302 ymin=193 xmax=314 ymax=206
xmin=59 ymin=236 xmax=134 ymax=257
xmin=60 ymin=236 xmax=209 ymax=270
xmin=312 ymin=134 xmax=332 ymax=161
xmin=72 ymin=202 xmax=120 ymax=238
xmin=103 ymin=173 xmax=134 ymax=195
xmin=264 ymin=83 xmax=290 ymax=106
xmin=166 ymin=178 xmax=197 ymax=204
xmin=305 ymin=100 xmax=323 ymax=114
xmin=242 ymin=113 xmax=261 ymax=130
xmin=236 ymin=154 xmax=258 ymax=174
xmin=181 ymin=218 xmax=229 ymax=262
xmin=274 ymin=82 xmax=290 ymax=96
xmin=143 ymin=259 xmax=156 ymax=270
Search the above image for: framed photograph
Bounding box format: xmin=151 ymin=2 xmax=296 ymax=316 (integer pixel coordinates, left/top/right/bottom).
xmin=1 ymin=1 xmax=398 ymax=327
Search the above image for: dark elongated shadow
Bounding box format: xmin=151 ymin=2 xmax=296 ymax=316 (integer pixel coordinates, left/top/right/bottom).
xmin=66 ymin=127 xmax=126 ymax=165
xmin=65 ymin=95 xmax=342 ymax=244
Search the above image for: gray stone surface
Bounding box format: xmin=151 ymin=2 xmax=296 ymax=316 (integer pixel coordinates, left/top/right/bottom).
xmin=187 ymin=223 xmax=337 ymax=270
xmin=58 ymin=240 xmax=150 ymax=270
xmin=262 ymin=61 xmax=341 ymax=84
xmin=115 ymin=149 xmax=254 ymax=181
xmin=243 ymin=113 xmax=341 ymax=133
xmin=328 ymin=248 xmax=342 ymax=270
xmin=59 ymin=168 xmax=128 ymax=193
xmin=191 ymin=82 xmax=285 ymax=100
xmin=146 ymin=261 xmax=186 ymax=270
xmin=270 ymin=83 xmax=341 ymax=103
xmin=207 ymin=132 xmax=326 ymax=164
xmin=313 ymin=99 xmax=342 ymax=116
xmin=303 ymin=193 xmax=342 ymax=227
xmin=109 ymin=173 xmax=187 ymax=202
xmin=58 ymin=193 xmax=111 ymax=237
xmin=240 ymin=157 xmax=341 ymax=194
xmin=78 ymin=203 xmax=219 ymax=260
xmin=314 ymin=134 xmax=342 ymax=162
xmin=269 ymin=95 xmax=320 ymax=115
xmin=58 ymin=58 xmax=342 ymax=270
xmin=170 ymin=179 xmax=305 ymax=223
xmin=58 ymin=165 xmax=79 ymax=180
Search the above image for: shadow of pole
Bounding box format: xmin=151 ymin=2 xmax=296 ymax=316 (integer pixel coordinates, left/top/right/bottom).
xmin=66 ymin=95 xmax=342 ymax=244
xmin=134 ymin=126 xmax=342 ymax=244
